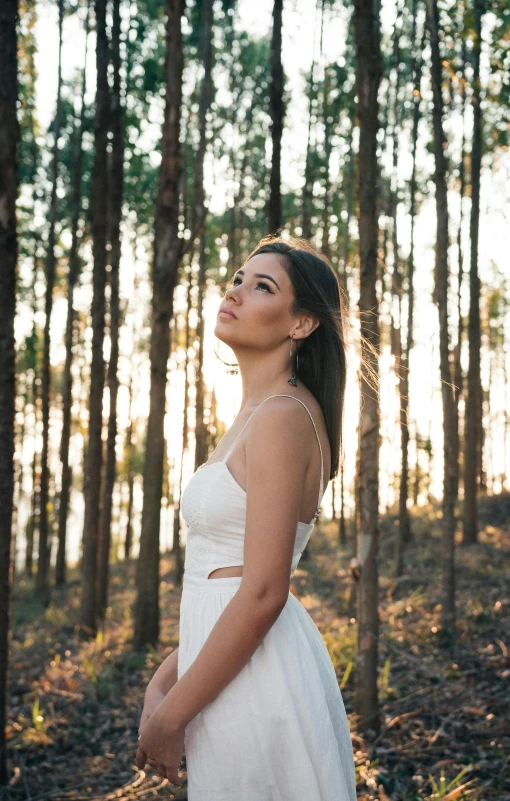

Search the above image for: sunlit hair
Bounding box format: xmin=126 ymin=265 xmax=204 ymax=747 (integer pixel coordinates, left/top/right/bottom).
xmin=230 ymin=234 xmax=350 ymax=480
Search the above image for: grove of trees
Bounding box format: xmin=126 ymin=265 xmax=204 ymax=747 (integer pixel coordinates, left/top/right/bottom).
xmin=1 ymin=0 xmax=509 ymax=795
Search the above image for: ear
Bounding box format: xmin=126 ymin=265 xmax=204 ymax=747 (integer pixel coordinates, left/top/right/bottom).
xmin=299 ymin=315 xmax=320 ymax=339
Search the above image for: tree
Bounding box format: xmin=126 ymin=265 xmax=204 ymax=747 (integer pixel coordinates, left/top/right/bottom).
xmin=0 ymin=0 xmax=19 ymax=782
xmin=353 ymin=0 xmax=382 ymax=733
xmin=80 ymin=0 xmax=110 ymax=637
xmin=56 ymin=0 xmax=91 ymax=587
xmin=98 ymin=0 xmax=126 ymax=619
xmin=268 ymin=0 xmax=283 ymax=233
xmin=395 ymin=0 xmax=424 ymax=577
xmin=36 ymin=0 xmax=65 ymax=600
xmin=463 ymin=0 xmax=485 ymax=544
xmin=426 ymin=0 xmax=458 ymax=646
xmin=134 ymin=0 xmax=185 ymax=649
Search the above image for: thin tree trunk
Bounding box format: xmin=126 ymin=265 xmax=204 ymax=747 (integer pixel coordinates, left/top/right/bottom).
xmin=173 ymin=273 xmax=194 ymax=585
xmin=26 ymin=258 xmax=40 ymax=577
xmin=134 ymin=0 xmax=184 ymax=649
xmin=302 ymin=0 xmax=319 ymax=240
xmin=320 ymin=0 xmax=331 ymax=257
xmin=36 ymin=0 xmax=64 ymax=600
xmin=98 ymin=0 xmax=125 ymax=619
xmin=463 ymin=0 xmax=484 ymax=544
xmin=353 ymin=0 xmax=382 ymax=734
xmin=268 ymin=0 xmax=284 ymax=234
xmin=80 ymin=0 xmax=110 ymax=637
xmin=395 ymin=0 xmax=424 ymax=577
xmin=342 ymin=126 xmax=354 ymax=292
xmin=191 ymin=0 xmax=214 ymax=472
xmin=453 ymin=32 xmax=467 ymax=503
xmin=56 ymin=0 xmax=90 ymax=586
xmin=427 ymin=0 xmax=458 ymax=647
xmin=0 ymin=0 xmax=18 ymax=781
xmin=338 ymin=460 xmax=346 ymax=546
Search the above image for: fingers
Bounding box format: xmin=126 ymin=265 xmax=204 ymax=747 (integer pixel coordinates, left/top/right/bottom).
xmin=156 ymin=763 xmax=168 ymax=780
xmin=135 ymin=746 xmax=147 ymax=770
xmin=136 ymin=746 xmax=183 ymax=787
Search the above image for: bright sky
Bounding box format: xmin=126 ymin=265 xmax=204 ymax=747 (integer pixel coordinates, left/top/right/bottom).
xmin=15 ymin=0 xmax=510 ymax=567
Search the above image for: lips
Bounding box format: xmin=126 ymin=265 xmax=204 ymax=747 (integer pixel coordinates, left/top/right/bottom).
xmin=219 ymin=308 xmax=237 ymax=319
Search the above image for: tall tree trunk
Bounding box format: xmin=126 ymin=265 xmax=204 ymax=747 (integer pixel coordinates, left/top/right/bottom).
xmin=124 ymin=375 xmax=135 ymax=561
xmin=36 ymin=0 xmax=64 ymax=599
xmin=56 ymin=0 xmax=90 ymax=586
xmin=173 ymin=273 xmax=194 ymax=585
xmin=302 ymin=0 xmax=319 ymax=240
xmin=268 ymin=0 xmax=284 ymax=234
xmin=427 ymin=0 xmax=458 ymax=647
xmin=341 ymin=124 xmax=355 ymax=292
xmin=98 ymin=0 xmax=125 ymax=619
xmin=463 ymin=0 xmax=484 ymax=544
xmin=395 ymin=0 xmax=423 ymax=577
xmin=320 ymin=0 xmax=331 ymax=257
xmin=453 ymin=32 xmax=467 ymax=503
xmin=191 ymin=0 xmax=214 ymax=472
xmin=0 ymin=0 xmax=18 ymax=782
xmin=134 ymin=0 xmax=184 ymax=649
xmin=25 ymin=257 xmax=40 ymax=577
xmin=80 ymin=0 xmax=110 ymax=637
xmin=353 ymin=0 xmax=382 ymax=734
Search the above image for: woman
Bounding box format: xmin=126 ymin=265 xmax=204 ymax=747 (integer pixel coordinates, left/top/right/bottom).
xmin=136 ymin=236 xmax=357 ymax=800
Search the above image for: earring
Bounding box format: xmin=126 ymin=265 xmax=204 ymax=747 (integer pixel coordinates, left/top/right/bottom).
xmin=288 ymin=335 xmax=298 ymax=387
xmin=213 ymin=337 xmax=239 ymax=374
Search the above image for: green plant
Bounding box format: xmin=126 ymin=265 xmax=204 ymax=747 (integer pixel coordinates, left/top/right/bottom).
xmin=31 ymin=697 xmax=44 ymax=731
xmin=340 ymin=660 xmax=353 ymax=691
xmin=426 ymin=764 xmax=476 ymax=800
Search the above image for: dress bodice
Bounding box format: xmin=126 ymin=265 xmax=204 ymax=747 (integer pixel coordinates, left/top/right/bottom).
xmin=180 ymin=394 xmax=326 ymax=580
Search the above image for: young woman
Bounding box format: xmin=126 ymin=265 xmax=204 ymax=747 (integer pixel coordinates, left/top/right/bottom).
xmin=136 ymin=236 xmax=357 ymax=800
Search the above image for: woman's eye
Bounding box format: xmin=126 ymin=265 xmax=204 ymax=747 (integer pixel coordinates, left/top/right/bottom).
xmin=231 ymin=277 xmax=272 ymax=293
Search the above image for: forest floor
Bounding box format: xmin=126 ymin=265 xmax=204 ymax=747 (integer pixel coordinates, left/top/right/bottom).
xmin=3 ymin=497 xmax=509 ymax=801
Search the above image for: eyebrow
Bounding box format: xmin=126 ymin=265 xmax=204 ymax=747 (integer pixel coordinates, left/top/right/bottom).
xmin=234 ymin=270 xmax=281 ymax=291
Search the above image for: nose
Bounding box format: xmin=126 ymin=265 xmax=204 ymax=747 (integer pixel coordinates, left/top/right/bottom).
xmin=223 ymin=284 xmax=238 ymax=300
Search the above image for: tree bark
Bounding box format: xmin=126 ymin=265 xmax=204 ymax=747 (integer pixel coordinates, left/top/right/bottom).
xmin=463 ymin=0 xmax=484 ymax=544
xmin=0 ymin=0 xmax=19 ymax=782
xmin=98 ymin=0 xmax=125 ymax=619
xmin=353 ymin=0 xmax=382 ymax=734
xmin=395 ymin=0 xmax=424 ymax=577
xmin=268 ymin=0 xmax=284 ymax=234
xmin=427 ymin=0 xmax=458 ymax=646
xmin=453 ymin=32 xmax=467 ymax=504
xmin=191 ymin=0 xmax=214 ymax=472
xmin=56 ymin=0 xmax=90 ymax=586
xmin=36 ymin=0 xmax=64 ymax=600
xmin=80 ymin=0 xmax=110 ymax=637
xmin=134 ymin=0 xmax=184 ymax=649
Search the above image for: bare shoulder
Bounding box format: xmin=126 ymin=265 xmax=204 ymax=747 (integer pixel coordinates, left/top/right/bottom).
xmin=248 ymin=391 xmax=328 ymax=462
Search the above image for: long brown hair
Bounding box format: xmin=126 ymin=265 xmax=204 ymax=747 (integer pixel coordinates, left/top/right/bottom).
xmin=236 ymin=235 xmax=349 ymax=480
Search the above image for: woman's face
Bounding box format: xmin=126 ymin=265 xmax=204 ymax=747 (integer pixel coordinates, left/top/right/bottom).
xmin=215 ymin=253 xmax=296 ymax=350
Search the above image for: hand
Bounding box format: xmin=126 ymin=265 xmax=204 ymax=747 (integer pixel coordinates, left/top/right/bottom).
xmin=136 ymin=704 xmax=185 ymax=787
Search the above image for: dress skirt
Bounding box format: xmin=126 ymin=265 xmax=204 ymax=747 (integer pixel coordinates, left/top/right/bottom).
xmin=178 ymin=572 xmax=357 ymax=801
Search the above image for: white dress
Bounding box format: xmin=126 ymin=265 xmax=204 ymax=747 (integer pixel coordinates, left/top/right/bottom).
xmin=178 ymin=394 xmax=357 ymax=801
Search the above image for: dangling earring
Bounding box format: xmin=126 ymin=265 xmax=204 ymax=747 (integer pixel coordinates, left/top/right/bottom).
xmin=213 ymin=337 xmax=239 ymax=375
xmin=288 ymin=334 xmax=298 ymax=387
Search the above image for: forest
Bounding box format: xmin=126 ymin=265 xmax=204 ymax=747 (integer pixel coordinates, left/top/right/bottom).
xmin=0 ymin=0 xmax=509 ymax=798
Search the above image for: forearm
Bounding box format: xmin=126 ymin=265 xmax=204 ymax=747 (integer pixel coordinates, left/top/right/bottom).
xmin=147 ymin=647 xmax=179 ymax=696
xmin=158 ymin=588 xmax=286 ymax=730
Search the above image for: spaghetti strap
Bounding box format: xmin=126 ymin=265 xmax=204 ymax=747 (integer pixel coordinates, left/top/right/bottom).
xmin=222 ymin=394 xmax=324 ymax=512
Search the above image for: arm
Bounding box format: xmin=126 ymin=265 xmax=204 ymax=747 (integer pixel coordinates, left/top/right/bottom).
xmin=149 ymin=399 xmax=311 ymax=732
xmin=146 ymin=647 xmax=179 ymax=696
xmin=139 ymin=647 xmax=180 ymax=735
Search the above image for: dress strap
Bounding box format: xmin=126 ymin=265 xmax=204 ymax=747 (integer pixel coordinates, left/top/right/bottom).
xmin=222 ymin=394 xmax=324 ymax=513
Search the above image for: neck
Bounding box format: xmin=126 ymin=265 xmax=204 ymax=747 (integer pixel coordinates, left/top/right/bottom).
xmin=226 ymin=342 xmax=294 ymax=410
